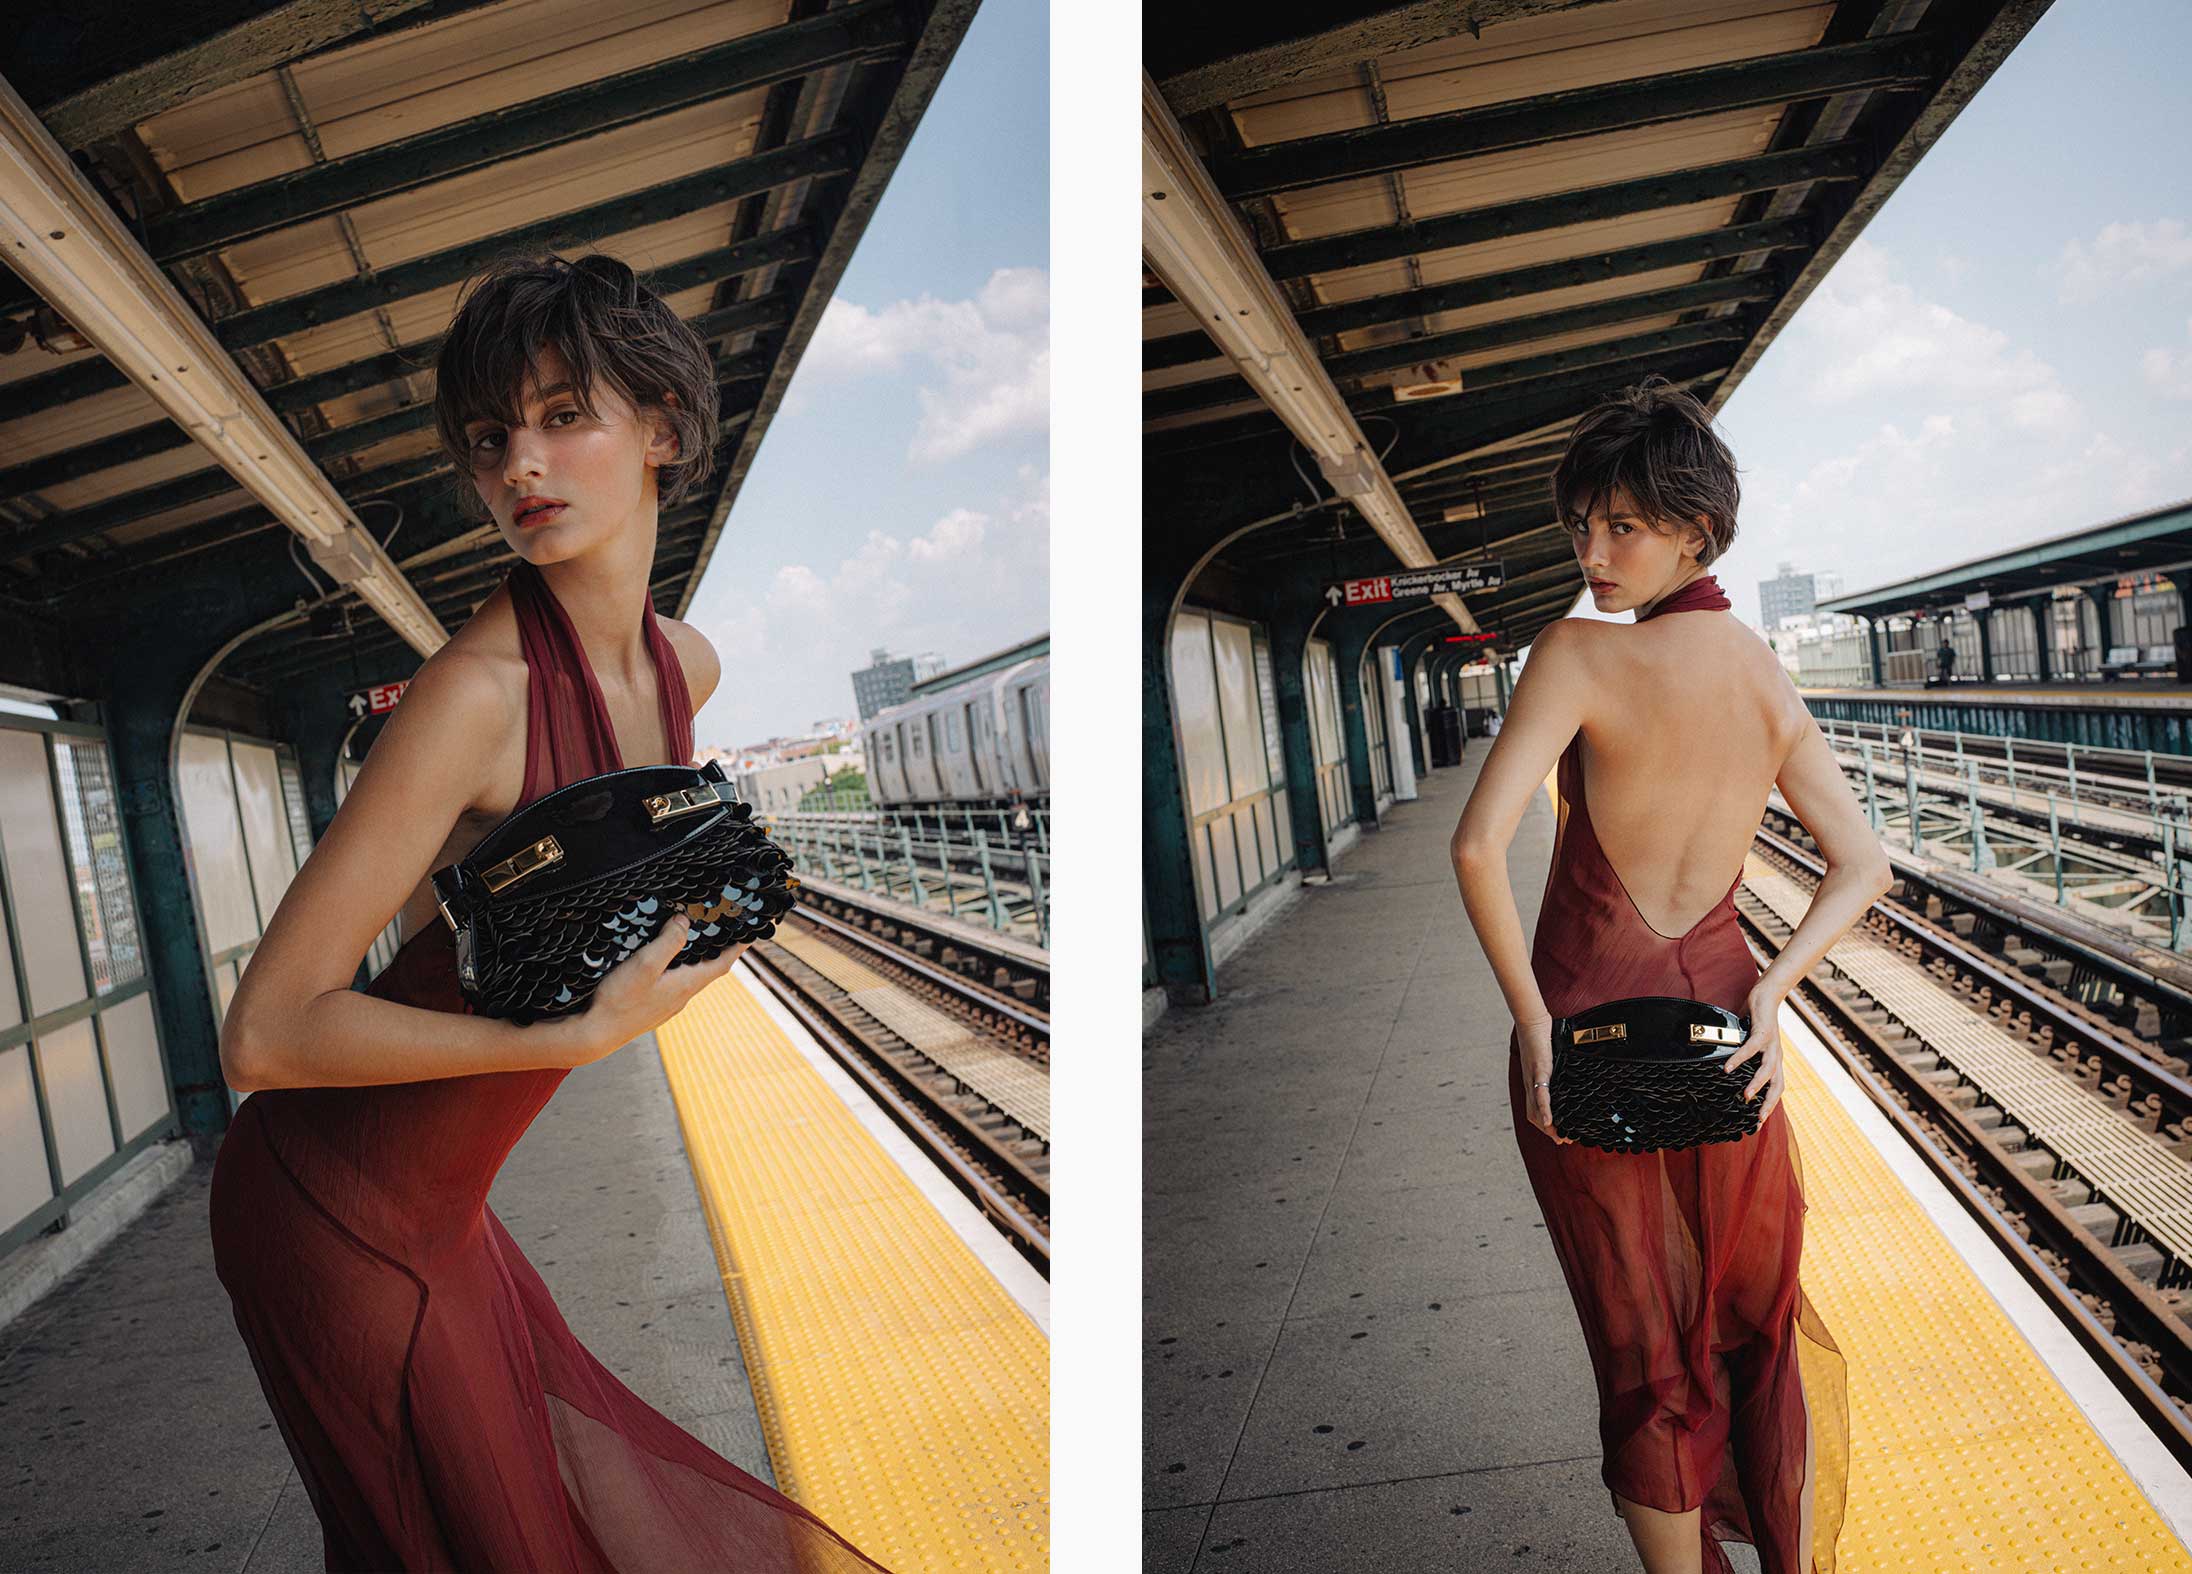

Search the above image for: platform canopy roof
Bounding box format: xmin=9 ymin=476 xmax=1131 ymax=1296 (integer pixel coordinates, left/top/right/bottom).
xmin=1144 ymin=0 xmax=2051 ymax=655
xmin=1818 ymin=497 xmax=2192 ymax=620
xmin=0 ymin=0 xmax=975 ymax=702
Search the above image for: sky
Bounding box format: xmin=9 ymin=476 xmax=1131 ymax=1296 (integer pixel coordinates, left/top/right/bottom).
xmin=1568 ymin=0 xmax=2192 ymax=632
xmin=683 ymin=1 xmax=1049 ymax=748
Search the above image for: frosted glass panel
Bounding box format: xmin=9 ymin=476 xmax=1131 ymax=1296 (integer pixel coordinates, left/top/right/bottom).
xmin=53 ymin=737 xmax=143 ymax=992
xmin=213 ymin=960 xmax=240 ymax=1028
xmin=0 ymin=729 xmax=88 ymax=1018
xmin=39 ymin=1017 xmax=112 ymax=1187
xmin=232 ymin=741 xmax=295 ymax=930
xmin=100 ymin=992 xmax=168 ymax=1142
xmin=0 ymin=1045 xmax=52 ymax=1231
xmin=1212 ymin=620 xmax=1266 ymax=802
xmin=1208 ymin=814 xmax=1241 ymax=910
xmin=180 ymin=733 xmax=257 ymax=954
xmin=1169 ymin=614 xmax=1228 ymax=817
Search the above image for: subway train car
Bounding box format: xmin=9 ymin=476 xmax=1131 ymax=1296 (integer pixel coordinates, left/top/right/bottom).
xmin=864 ymin=646 xmax=1049 ymax=811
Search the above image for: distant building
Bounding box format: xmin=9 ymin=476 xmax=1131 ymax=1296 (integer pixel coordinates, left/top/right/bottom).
xmin=851 ymin=645 xmax=949 ymax=721
xmin=1758 ymin=561 xmax=1845 ymax=632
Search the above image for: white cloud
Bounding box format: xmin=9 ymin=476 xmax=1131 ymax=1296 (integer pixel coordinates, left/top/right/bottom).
xmin=2142 ymin=316 xmax=2192 ymax=400
xmin=801 ymin=267 xmax=1050 ymax=463
xmin=689 ymin=469 xmax=1050 ymax=744
xmin=1794 ymin=241 xmax=2077 ymax=432
xmin=2055 ymin=218 xmax=2192 ymax=304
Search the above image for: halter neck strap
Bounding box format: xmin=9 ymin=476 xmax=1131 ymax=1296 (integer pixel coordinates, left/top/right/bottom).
xmin=1635 ymin=571 xmax=1731 ymax=621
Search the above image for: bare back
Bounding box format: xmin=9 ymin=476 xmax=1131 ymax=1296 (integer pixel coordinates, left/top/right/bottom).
xmin=1568 ymin=612 xmax=1803 ymax=938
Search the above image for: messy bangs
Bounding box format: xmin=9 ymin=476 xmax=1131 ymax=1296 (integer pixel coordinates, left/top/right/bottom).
xmin=1549 ymin=373 xmax=1740 ymax=566
xmin=432 ymin=250 xmax=720 ymax=509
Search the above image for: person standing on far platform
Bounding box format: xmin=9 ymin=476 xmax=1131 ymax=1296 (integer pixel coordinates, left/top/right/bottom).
xmin=1450 ymin=374 xmax=1892 ymax=1574
xmin=1936 ymin=635 xmax=1956 ymax=686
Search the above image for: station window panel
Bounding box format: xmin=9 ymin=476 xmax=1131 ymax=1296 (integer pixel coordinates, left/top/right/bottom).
xmin=1191 ymin=828 xmax=1218 ymax=923
xmin=1213 ymin=620 xmax=1267 ymax=801
xmin=1272 ymin=787 xmax=1295 ymax=864
xmin=99 ymin=992 xmax=167 ymax=1143
xmin=1253 ymin=636 xmax=1284 ymax=784
xmin=1168 ymin=613 xmax=1229 ymax=818
xmin=1208 ymin=813 xmax=1243 ymax=910
xmin=37 ymin=1016 xmax=112 ymax=1187
xmin=0 ymin=1045 xmax=53 ymax=1231
xmin=179 ymin=732 xmax=259 ymax=956
xmin=52 ymin=736 xmax=144 ymax=994
xmin=0 ymin=729 xmax=90 ymax=1019
xmin=1254 ymin=796 xmax=1280 ymax=882
xmin=233 ymin=741 xmax=296 ymax=930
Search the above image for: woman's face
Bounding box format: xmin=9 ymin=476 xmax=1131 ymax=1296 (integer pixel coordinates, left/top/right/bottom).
xmin=461 ymin=341 xmax=679 ymax=562
xmin=1565 ymin=485 xmax=1708 ymax=615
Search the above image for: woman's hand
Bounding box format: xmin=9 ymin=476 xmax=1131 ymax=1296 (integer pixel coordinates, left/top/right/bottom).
xmin=552 ymin=914 xmax=752 ymax=1068
xmin=1724 ymin=988 xmax=1788 ymax=1123
xmin=1516 ymin=1014 xmax=1573 ymax=1145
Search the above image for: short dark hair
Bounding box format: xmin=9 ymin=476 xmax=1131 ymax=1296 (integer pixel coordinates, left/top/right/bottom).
xmin=1549 ymin=374 xmax=1740 ymax=566
xmin=432 ymin=251 xmax=720 ymax=510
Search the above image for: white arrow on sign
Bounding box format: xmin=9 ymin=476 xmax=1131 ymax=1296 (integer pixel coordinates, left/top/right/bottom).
xmin=348 ymin=693 xmax=369 ymax=719
xmin=1324 ymin=585 xmax=1344 ymax=606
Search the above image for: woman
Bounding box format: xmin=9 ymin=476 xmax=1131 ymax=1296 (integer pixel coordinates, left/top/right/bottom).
xmin=208 ymin=253 xmax=889 ymax=1570
xmin=1450 ymin=377 xmax=1885 ymax=1574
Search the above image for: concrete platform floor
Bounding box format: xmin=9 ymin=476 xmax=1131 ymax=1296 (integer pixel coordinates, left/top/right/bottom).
xmin=0 ymin=1028 xmax=772 ymax=1571
xmin=1144 ymin=743 xmax=1704 ymax=1574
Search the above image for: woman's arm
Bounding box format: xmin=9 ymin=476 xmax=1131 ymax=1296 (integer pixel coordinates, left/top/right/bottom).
xmin=1450 ymin=621 xmax=1595 ymax=1028
xmin=1753 ymin=703 xmax=1895 ymax=1004
xmin=220 ymin=649 xmax=586 ymax=1091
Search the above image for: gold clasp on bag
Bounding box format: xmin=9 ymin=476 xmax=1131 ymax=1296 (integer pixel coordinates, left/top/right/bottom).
xmin=481 ymin=835 xmax=563 ymax=893
xmin=1574 ymin=1023 xmax=1627 ymax=1044
xmin=1688 ymin=1022 xmax=1743 ymax=1045
xmin=644 ymin=785 xmax=723 ymax=825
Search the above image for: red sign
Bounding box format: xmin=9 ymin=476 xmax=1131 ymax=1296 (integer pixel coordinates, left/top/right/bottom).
xmin=347 ymin=680 xmax=410 ymax=720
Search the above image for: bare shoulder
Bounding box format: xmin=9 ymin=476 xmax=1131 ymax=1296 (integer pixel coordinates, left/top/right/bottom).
xmin=657 ymin=614 xmax=721 ymax=710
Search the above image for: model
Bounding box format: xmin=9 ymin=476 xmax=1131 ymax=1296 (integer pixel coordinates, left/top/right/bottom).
xmin=208 ymin=252 xmax=890 ymax=1570
xmin=1451 ymin=376 xmax=1887 ymax=1574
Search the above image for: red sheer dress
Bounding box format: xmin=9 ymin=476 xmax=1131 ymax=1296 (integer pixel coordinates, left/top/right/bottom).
xmin=1504 ymin=571 xmax=1851 ymax=1574
xmin=209 ymin=557 xmax=890 ymax=1571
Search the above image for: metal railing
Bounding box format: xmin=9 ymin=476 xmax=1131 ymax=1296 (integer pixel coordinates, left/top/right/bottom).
xmin=765 ymin=805 xmax=1050 ymax=949
xmin=1827 ymin=719 xmax=2192 ymax=948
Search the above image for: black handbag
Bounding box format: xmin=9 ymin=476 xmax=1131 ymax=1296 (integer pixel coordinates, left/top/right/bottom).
xmin=429 ymin=758 xmax=800 ymax=1024
xmin=1547 ymin=995 xmax=1763 ymax=1154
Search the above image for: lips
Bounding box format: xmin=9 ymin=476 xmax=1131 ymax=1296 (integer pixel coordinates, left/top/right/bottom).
xmin=515 ymin=498 xmax=566 ymax=526
xmin=1588 ymin=579 xmax=1616 ymax=592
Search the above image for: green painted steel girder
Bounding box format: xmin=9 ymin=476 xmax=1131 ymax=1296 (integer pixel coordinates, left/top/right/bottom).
xmin=209 ymin=160 xmax=834 ymax=350
xmin=1148 ymin=293 xmax=1760 ymax=423
xmin=1261 ymin=142 xmax=1865 ymax=281
xmin=1207 ymin=33 xmax=1937 ymax=198
xmin=141 ymin=1 xmax=912 ymax=265
xmin=1144 ymin=216 xmax=1808 ymax=373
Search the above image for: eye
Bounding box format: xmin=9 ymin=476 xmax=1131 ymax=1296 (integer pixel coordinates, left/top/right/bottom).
xmin=469 ymin=429 xmax=503 ymax=455
xmin=548 ymin=408 xmax=579 ymax=427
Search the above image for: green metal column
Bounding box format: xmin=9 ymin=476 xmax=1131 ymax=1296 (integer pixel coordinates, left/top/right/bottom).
xmin=105 ymin=647 xmax=229 ymax=1141
xmin=2032 ymin=601 xmax=2052 ymax=684
xmin=1976 ymin=606 xmax=1993 ymax=681
xmin=1269 ymin=609 xmax=1333 ymax=874
xmin=1333 ymin=634 xmax=1383 ymax=832
xmin=2087 ymin=582 xmax=2116 ymax=656
xmin=1143 ymin=579 xmax=1216 ymax=1004
xmin=1866 ymin=617 xmax=1884 ymax=688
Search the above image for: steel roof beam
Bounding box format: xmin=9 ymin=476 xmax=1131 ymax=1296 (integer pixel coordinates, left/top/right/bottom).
xmin=26 ymin=0 xmax=452 ymax=150
xmin=1147 ymin=273 xmax=1773 ymax=419
xmin=1144 ymin=70 xmax=1477 ymax=634
xmin=1144 ymin=215 xmax=1810 ymax=371
xmin=0 ymin=71 xmax=445 ymax=654
xmin=1209 ymin=32 xmax=1938 ymax=199
xmin=1155 ymin=0 xmax=1628 ymax=116
xmin=140 ymin=1 xmax=911 ymax=266
xmin=208 ymin=145 xmax=840 ymax=349
xmin=1264 ymin=141 xmax=1862 ymax=282
xmin=1 ymin=360 xmax=763 ymax=564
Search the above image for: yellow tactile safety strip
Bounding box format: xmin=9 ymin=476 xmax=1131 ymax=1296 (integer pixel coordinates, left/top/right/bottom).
xmin=1774 ymin=929 xmax=2192 ymax=1570
xmin=652 ymin=972 xmax=1049 ymax=1572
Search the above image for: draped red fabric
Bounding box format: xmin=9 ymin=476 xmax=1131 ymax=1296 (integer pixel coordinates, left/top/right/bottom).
xmin=209 ymin=557 xmax=891 ymax=1571
xmin=1505 ymin=570 xmax=1851 ymax=1573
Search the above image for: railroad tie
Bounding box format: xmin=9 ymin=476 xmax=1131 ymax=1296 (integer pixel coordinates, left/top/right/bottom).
xmin=1744 ymin=864 xmax=2192 ymax=1270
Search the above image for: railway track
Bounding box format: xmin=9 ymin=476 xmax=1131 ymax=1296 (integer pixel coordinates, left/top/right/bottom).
xmin=1742 ymin=817 xmax=2192 ymax=1469
xmin=741 ymin=899 xmax=1050 ymax=1275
